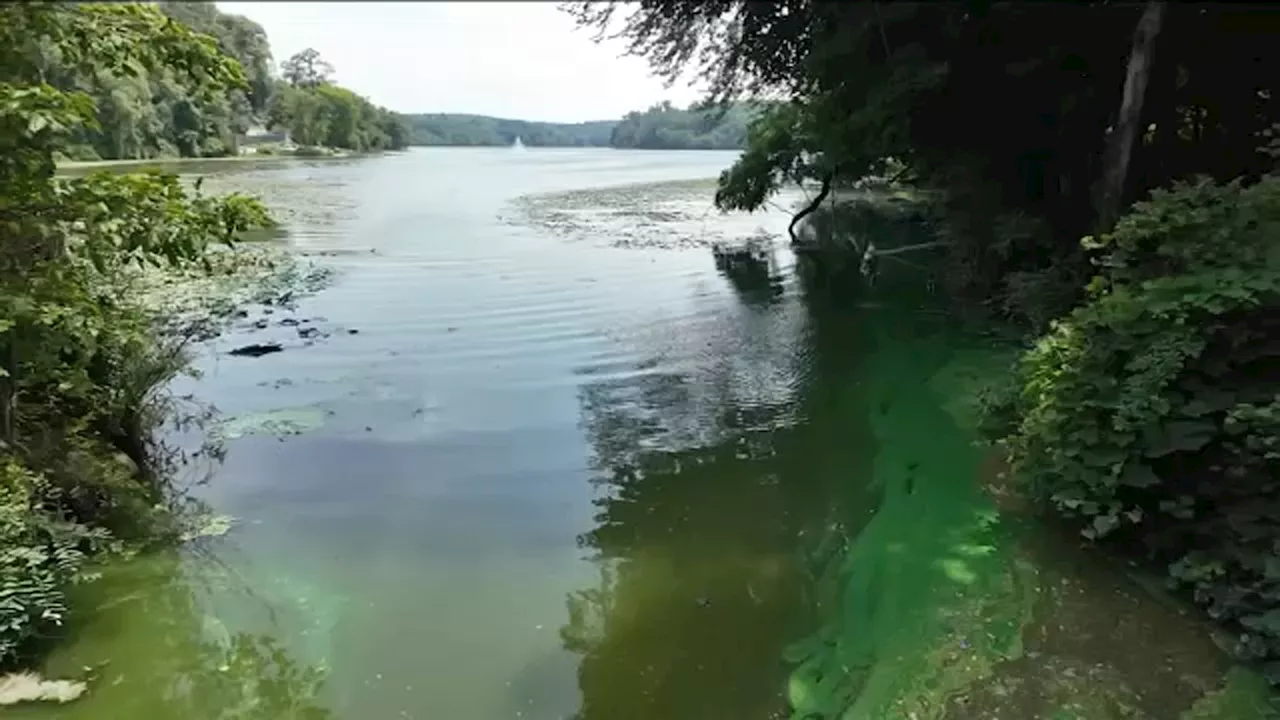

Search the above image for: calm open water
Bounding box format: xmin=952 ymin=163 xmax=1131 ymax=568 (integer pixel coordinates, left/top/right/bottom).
xmin=21 ymin=148 xmax=1253 ymax=720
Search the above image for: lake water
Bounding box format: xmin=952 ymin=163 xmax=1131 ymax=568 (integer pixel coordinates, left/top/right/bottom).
xmin=21 ymin=149 xmax=1264 ymax=720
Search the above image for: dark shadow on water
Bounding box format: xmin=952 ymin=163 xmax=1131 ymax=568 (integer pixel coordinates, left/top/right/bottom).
xmin=557 ymin=247 xmax=881 ymax=719
xmin=712 ymin=239 xmax=786 ymax=308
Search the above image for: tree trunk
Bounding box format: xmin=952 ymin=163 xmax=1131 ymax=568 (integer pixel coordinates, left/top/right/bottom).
xmin=788 ymin=172 xmax=834 ymax=247
xmin=1096 ymin=1 xmax=1165 ymax=232
xmin=0 ymin=339 xmax=15 ymax=448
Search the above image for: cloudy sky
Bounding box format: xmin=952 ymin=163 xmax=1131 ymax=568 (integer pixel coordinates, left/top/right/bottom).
xmin=216 ymin=2 xmax=704 ymax=122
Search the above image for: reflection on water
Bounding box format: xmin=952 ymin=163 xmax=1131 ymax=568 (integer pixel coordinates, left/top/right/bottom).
xmin=32 ymin=149 xmax=848 ymax=720
xmin=560 ymin=252 xmax=880 ymax=719
xmin=713 ymin=240 xmax=786 ymax=307
xmin=6 ymin=553 xmax=331 ymax=720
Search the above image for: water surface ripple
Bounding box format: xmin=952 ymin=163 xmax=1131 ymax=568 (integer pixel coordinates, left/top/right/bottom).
xmin=27 ymin=148 xmax=868 ymax=720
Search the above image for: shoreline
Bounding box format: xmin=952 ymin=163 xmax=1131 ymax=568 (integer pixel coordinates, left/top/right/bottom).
xmin=57 ymin=148 xmax=738 ymax=173
xmin=55 ymin=149 xmax=387 ymax=172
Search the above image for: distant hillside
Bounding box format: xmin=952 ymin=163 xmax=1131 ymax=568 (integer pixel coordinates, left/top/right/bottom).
xmin=405 ymin=103 xmax=756 ymax=150
xmin=405 ymin=114 xmax=615 ymax=147
xmin=608 ymin=102 xmax=755 ymax=150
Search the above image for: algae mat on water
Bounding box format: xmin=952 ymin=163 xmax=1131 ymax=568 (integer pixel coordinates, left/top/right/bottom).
xmin=780 ymin=288 xmax=1279 ymax=719
xmin=212 ymin=406 xmax=328 ymax=441
xmin=784 ymin=305 xmax=1036 ymax=720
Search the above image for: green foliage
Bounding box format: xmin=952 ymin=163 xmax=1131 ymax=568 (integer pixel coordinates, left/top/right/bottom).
xmin=4 ymin=3 xmax=404 ymax=161
xmin=608 ymin=101 xmax=751 ymax=150
xmin=0 ymin=1 xmax=274 ymax=667
xmin=280 ymin=47 xmax=333 ymax=89
xmin=714 ymin=102 xmax=811 ymax=212
xmin=0 ymin=1 xmax=264 ymax=161
xmin=0 ymin=461 xmax=113 ymax=666
xmin=577 ymin=0 xmax=1280 ymax=703
xmin=269 ymin=80 xmax=409 ymax=152
xmin=157 ymin=2 xmax=273 ymax=115
xmin=404 ymin=104 xmax=750 ymax=150
xmin=571 ymin=2 xmax=1279 ymax=327
xmin=988 ymin=176 xmax=1280 ymax=672
xmin=560 ymin=0 xmax=814 ymax=105
xmin=406 ymin=113 xmax=615 ymax=148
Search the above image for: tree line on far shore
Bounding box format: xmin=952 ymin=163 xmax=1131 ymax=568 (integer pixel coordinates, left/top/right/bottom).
xmin=57 ymin=1 xmax=408 ymax=162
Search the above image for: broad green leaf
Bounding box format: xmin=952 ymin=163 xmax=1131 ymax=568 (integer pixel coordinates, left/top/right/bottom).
xmin=1145 ymin=420 xmax=1217 ymax=457
xmin=1241 ymin=610 xmax=1280 ymax=637
xmin=1119 ymin=463 xmax=1160 ymax=488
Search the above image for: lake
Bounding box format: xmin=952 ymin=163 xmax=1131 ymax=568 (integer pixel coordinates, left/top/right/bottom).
xmin=20 ymin=148 xmax=1260 ymax=720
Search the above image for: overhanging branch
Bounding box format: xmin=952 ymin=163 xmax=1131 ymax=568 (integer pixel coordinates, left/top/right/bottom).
xmin=787 ymin=170 xmax=833 ymax=245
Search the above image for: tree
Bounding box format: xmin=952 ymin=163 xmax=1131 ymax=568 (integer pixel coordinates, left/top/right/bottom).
xmin=158 ymin=2 xmax=275 ymax=114
xmin=0 ymin=1 xmax=273 ymax=664
xmin=402 ymin=113 xmax=616 ymax=147
xmin=1095 ymin=1 xmax=1165 ymax=232
xmin=566 ymin=1 xmax=1278 ymax=321
xmin=271 ymin=47 xmax=410 ymax=152
xmin=608 ymin=102 xmax=752 ymax=150
xmin=379 ymin=112 xmax=410 ymax=149
xmin=565 ymin=0 xmax=1280 ymax=703
xmin=19 ymin=1 xmax=280 ymax=161
xmin=268 ymin=81 xmax=408 ymax=151
xmin=281 ymin=47 xmax=333 ymax=89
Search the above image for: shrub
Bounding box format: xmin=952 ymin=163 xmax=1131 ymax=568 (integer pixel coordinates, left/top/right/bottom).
xmin=57 ymin=144 xmax=102 ymax=163
xmin=0 ymin=461 xmax=111 ymax=667
xmin=0 ymin=3 xmax=275 ymax=672
xmin=987 ymin=175 xmax=1280 ymax=675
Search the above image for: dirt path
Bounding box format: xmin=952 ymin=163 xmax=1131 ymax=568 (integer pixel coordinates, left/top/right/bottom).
xmin=941 ymin=458 xmax=1275 ymax=720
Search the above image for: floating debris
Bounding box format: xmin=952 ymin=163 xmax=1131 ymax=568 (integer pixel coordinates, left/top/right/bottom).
xmin=508 ymin=178 xmax=799 ymax=250
xmin=132 ymin=244 xmax=337 ymax=345
xmin=181 ymin=514 xmax=236 ymax=542
xmin=0 ymin=673 xmax=87 ymax=706
xmin=214 ymin=406 xmax=327 ymax=440
xmin=228 ymin=342 xmax=284 ymax=357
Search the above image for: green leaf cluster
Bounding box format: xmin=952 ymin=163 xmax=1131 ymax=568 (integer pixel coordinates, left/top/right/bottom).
xmin=988 ymin=176 xmax=1280 ymax=673
xmin=0 ymin=2 xmax=273 ymax=668
xmin=268 ymin=78 xmax=409 ymax=152
xmin=3 ymin=3 xmax=408 ymax=162
xmin=0 ymin=460 xmax=114 ymax=665
xmin=1 ymin=1 xmax=259 ymax=162
xmin=609 ymin=101 xmax=752 ymax=150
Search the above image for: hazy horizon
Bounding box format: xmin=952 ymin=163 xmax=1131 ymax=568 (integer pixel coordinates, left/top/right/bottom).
xmin=216 ymin=1 xmax=706 ymax=123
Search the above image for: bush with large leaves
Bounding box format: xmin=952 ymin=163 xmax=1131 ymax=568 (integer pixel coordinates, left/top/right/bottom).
xmin=988 ymin=175 xmax=1280 ymax=676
